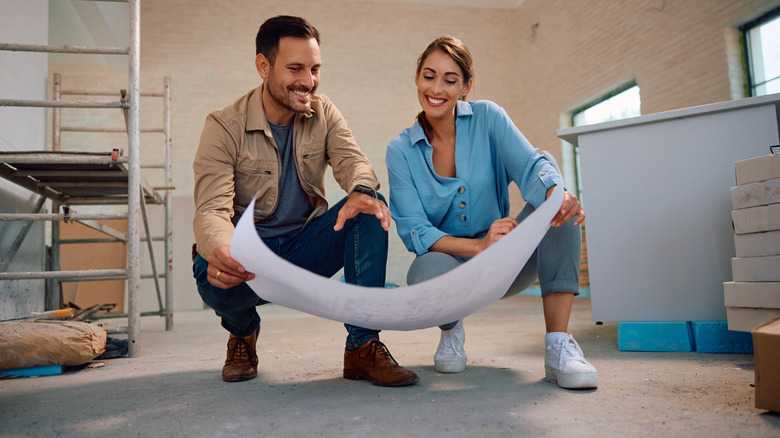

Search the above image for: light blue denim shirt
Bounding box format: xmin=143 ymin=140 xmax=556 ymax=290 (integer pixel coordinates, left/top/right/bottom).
xmin=386 ymin=99 xmax=565 ymax=256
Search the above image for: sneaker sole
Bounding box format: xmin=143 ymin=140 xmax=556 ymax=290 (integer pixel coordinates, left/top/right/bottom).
xmin=434 ymin=359 xmax=466 ymax=373
xmin=544 ymin=365 xmax=598 ymax=389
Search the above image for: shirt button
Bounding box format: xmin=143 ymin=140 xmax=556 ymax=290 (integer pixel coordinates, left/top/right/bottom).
xmin=412 ymin=231 xmax=417 ymax=235
xmin=459 ymin=215 xmax=467 ymax=221
xmin=458 ymin=186 xmax=466 ymax=194
xmin=459 ymin=202 xmax=466 ymax=208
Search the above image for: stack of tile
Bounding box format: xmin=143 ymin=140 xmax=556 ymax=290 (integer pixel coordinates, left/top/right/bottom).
xmin=725 ymin=151 xmax=780 ymax=332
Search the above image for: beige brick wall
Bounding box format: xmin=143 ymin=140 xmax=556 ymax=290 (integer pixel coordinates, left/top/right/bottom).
xmin=513 ymin=0 xmax=779 ymax=150
xmin=46 ymin=0 xmax=780 ymax=308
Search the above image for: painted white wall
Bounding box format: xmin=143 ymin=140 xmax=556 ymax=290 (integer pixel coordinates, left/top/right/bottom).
xmin=48 ymin=0 xmax=128 ymax=73
xmin=0 ymin=0 xmax=49 ymax=320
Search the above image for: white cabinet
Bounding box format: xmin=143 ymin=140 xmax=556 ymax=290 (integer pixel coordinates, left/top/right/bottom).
xmin=557 ymin=93 xmax=780 ymax=322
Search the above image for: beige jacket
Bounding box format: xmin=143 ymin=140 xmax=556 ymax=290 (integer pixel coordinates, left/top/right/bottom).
xmin=193 ymin=84 xmax=380 ymax=260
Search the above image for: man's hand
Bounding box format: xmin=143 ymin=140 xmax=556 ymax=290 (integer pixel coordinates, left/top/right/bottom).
xmin=207 ymin=244 xmax=255 ymax=288
xmin=333 ymin=191 xmax=391 ymax=231
xmin=547 ymin=186 xmax=585 ymax=227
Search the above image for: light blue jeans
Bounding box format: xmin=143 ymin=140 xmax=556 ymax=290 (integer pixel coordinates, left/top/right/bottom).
xmin=406 ymin=202 xmax=581 ymax=330
xmin=193 ymin=194 xmax=389 ymax=350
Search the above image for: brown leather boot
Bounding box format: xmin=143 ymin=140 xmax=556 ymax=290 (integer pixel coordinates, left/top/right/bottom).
xmin=222 ymin=328 xmax=259 ymax=382
xmin=343 ymin=339 xmax=419 ymax=387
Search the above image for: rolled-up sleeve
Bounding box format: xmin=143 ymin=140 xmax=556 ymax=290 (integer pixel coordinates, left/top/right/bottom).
xmin=488 ymin=103 xmax=565 ymax=208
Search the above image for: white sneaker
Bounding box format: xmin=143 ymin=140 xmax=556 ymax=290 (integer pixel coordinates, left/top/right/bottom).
xmin=544 ymin=334 xmax=598 ymax=389
xmin=434 ymin=320 xmax=467 ymax=373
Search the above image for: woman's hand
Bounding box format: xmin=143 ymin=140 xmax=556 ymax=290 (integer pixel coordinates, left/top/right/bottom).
xmin=430 ymin=216 xmax=518 ymax=258
xmin=548 ymin=187 xmax=585 ymax=227
xmin=478 ymin=217 xmax=519 ymax=253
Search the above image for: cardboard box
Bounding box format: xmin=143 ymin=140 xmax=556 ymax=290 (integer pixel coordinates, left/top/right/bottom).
xmin=60 ymin=220 xmax=127 ymax=313
xmin=752 ymin=317 xmax=780 ymax=412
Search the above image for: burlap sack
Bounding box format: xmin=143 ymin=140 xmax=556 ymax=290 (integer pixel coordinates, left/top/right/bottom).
xmin=0 ymin=320 xmax=107 ymax=370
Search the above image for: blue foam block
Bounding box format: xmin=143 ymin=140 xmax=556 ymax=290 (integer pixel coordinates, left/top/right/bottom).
xmin=0 ymin=364 xmax=65 ymax=377
xmin=618 ymin=322 xmax=693 ymax=352
xmin=691 ymin=321 xmax=754 ymax=354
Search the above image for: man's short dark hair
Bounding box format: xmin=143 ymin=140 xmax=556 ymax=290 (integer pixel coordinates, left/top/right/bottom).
xmin=255 ymin=15 xmax=320 ymax=64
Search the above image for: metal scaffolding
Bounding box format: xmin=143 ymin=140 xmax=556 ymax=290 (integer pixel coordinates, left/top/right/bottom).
xmin=0 ymin=0 xmax=170 ymax=357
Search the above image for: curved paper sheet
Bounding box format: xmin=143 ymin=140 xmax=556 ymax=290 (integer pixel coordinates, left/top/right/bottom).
xmin=231 ymin=187 xmax=563 ymax=330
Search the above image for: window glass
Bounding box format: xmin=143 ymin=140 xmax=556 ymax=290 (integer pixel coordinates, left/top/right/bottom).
xmin=744 ymin=12 xmax=780 ymax=96
xmin=573 ymin=85 xmax=641 ymax=126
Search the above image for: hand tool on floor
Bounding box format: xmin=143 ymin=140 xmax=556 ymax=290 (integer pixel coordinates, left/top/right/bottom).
xmin=0 ymin=308 xmax=74 ymax=322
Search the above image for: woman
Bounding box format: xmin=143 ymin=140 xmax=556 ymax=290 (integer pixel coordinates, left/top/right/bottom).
xmin=385 ymin=36 xmax=597 ymax=389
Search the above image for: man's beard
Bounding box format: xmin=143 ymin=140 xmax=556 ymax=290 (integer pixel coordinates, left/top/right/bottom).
xmin=266 ymin=70 xmax=316 ymax=116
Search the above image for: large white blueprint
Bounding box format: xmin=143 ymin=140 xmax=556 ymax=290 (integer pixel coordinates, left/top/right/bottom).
xmin=231 ymin=187 xmax=563 ymax=331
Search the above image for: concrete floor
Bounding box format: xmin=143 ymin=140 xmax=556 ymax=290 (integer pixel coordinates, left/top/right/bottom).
xmin=1 ymin=295 xmax=779 ymax=437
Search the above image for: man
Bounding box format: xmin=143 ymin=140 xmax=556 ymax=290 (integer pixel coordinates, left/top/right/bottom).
xmin=192 ymin=15 xmax=418 ymax=387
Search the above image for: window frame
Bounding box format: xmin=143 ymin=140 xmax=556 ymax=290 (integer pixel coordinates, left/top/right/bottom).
xmin=741 ymin=6 xmax=780 ymax=97
xmin=567 ymin=82 xmax=641 ymax=205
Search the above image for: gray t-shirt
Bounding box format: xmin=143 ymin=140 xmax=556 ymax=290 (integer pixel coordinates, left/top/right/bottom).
xmin=254 ymin=121 xmax=314 ymax=238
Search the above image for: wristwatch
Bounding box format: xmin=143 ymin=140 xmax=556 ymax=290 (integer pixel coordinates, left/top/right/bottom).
xmin=351 ymin=185 xmax=377 ymax=198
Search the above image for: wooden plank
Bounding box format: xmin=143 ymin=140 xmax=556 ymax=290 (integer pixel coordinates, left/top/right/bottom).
xmin=730 ymin=177 xmax=780 ymax=210
xmin=724 ymin=281 xmax=780 ymax=308
xmin=735 ymin=153 xmax=780 ymax=186
xmin=735 ymin=230 xmax=780 ymax=257
xmin=731 ymin=255 xmax=780 ymax=282
xmin=731 ymin=204 xmax=780 ymax=234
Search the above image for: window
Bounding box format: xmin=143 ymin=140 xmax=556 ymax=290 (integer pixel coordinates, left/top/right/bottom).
xmin=742 ymin=9 xmax=780 ymax=96
xmin=572 ymin=85 xmax=641 ymax=126
xmin=565 ymin=84 xmax=641 ymax=205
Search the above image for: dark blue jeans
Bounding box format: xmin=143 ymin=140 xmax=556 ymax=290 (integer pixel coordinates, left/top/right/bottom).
xmin=193 ymin=194 xmax=388 ymax=350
